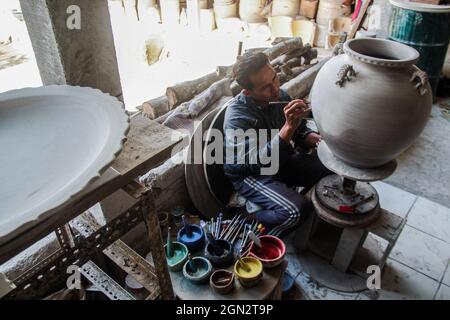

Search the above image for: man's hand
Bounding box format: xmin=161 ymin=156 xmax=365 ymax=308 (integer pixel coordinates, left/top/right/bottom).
xmin=304 ymin=132 xmax=322 ymax=149
xmin=279 ymin=99 xmax=311 ymax=143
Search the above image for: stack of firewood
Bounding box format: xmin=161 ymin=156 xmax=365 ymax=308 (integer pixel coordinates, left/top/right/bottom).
xmin=218 ymin=37 xmax=319 ymax=96
xmin=141 ymin=37 xmax=319 ymax=121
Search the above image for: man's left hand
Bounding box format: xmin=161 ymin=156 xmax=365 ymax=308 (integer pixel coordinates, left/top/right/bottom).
xmin=304 ymin=132 xmax=322 ymax=149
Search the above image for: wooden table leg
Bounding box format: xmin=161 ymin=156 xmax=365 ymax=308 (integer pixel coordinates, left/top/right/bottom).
xmin=331 ymin=228 xmax=367 ymax=272
xmin=267 ymin=260 xmax=287 ymax=300
xmin=143 ymin=195 xmax=174 ymax=300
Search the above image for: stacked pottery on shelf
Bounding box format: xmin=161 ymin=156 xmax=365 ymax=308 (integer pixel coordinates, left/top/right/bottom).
xmin=239 ymin=0 xmax=267 ymax=23
xmin=292 ymin=19 xmax=317 ymax=45
xmin=300 ymin=0 xmax=319 ymax=19
xmin=269 ymin=0 xmax=300 ymax=38
xmin=214 ymin=0 xmax=242 ymax=33
xmin=214 ymin=0 xmax=238 ymax=18
xmin=271 ymin=0 xmax=300 ymax=16
xmin=292 ymin=0 xmax=318 ymax=45
xmin=326 ymin=16 xmax=352 ymax=49
xmin=314 ymin=0 xmax=351 ymax=48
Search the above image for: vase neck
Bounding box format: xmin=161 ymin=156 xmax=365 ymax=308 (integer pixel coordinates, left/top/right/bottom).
xmin=343 ymin=38 xmax=419 ymax=68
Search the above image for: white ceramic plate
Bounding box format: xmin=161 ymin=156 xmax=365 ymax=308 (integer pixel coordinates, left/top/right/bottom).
xmin=0 ymin=85 xmax=129 ymax=242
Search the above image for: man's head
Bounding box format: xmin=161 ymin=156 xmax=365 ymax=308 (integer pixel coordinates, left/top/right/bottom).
xmin=233 ymin=52 xmax=280 ymax=103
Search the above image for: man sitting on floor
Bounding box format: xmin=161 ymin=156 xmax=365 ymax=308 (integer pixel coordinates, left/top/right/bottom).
xmin=223 ymin=51 xmax=331 ymax=237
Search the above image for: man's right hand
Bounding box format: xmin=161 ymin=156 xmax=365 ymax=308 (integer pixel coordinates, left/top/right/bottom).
xmin=279 ymin=99 xmax=311 ymax=143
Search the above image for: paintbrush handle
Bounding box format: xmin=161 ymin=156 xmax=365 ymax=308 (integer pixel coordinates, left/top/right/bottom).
xmin=248 ymin=231 xmax=262 ymax=248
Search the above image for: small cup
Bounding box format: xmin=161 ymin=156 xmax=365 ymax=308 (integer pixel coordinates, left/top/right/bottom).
xmin=164 ymin=241 xmax=189 ymax=272
xmin=233 ymin=257 xmax=263 ymax=288
xmin=177 ymin=224 xmax=205 ymax=252
xmin=210 ymin=269 xmax=235 ymax=294
xmin=182 ymin=256 xmax=212 ymax=284
xmin=249 ymin=235 xmax=286 ymax=268
xmin=204 ymin=239 xmax=233 ymax=268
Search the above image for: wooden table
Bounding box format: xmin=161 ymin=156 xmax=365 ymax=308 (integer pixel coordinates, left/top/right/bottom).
xmin=0 ymin=115 xmax=186 ymax=299
xmin=170 ymin=259 xmax=287 ymax=300
xmin=0 ymin=115 xmax=184 ymax=263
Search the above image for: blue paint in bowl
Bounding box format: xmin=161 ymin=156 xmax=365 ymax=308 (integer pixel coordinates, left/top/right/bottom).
xmin=177 ymin=224 xmax=205 ymax=252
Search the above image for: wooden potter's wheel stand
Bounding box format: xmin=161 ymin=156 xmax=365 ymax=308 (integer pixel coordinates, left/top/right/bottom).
xmin=294 ymin=142 xmax=406 ymax=292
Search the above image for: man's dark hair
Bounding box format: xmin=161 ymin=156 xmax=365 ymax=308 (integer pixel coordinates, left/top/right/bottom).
xmin=233 ymin=52 xmax=270 ymax=90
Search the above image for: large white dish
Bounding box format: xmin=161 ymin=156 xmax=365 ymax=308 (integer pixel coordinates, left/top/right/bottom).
xmin=0 ymin=85 xmax=130 ymax=241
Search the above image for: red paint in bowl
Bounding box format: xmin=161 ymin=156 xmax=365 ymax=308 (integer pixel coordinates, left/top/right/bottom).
xmin=249 ymin=235 xmax=286 ymax=268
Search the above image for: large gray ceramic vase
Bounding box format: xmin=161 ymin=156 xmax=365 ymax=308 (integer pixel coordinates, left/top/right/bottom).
xmin=311 ymin=38 xmax=432 ymax=168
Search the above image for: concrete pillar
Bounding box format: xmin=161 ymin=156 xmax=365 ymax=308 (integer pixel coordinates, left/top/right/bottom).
xmin=19 ymin=0 xmax=123 ymax=101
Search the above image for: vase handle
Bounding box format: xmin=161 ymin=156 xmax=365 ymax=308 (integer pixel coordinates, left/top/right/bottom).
xmin=336 ymin=64 xmax=357 ymax=87
xmin=410 ymin=66 xmax=429 ymax=96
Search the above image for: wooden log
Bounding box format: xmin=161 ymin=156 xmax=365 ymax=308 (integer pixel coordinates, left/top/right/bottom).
xmin=270 ymin=44 xmax=311 ymax=67
xmin=166 ymin=72 xmax=222 ymax=108
xmin=278 ymin=72 xmax=288 ymax=84
xmin=284 ymin=57 xmax=303 ymax=69
xmin=244 ymin=47 xmax=267 ymax=55
xmin=216 ymin=65 xmax=233 ymax=77
xmin=281 ymin=57 xmax=330 ymax=98
xmin=162 ymin=78 xmax=231 ymax=127
xmin=264 ymin=37 xmax=303 ymax=60
xmin=280 ymin=63 xmax=316 ymax=82
xmin=156 ymin=102 xmax=189 ymax=124
xmin=303 ymin=48 xmax=318 ymax=64
xmin=291 ymin=64 xmax=315 ymax=78
xmin=142 ymin=96 xmax=170 ymax=119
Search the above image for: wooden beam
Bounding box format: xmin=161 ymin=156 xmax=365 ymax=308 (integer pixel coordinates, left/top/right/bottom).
xmin=348 ymin=0 xmax=373 ymax=39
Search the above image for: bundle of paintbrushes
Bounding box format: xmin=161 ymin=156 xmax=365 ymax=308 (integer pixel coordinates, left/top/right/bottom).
xmin=202 ymin=213 xmax=225 ymax=240
xmin=201 ymin=214 xmax=266 ymax=250
xmin=239 ymin=221 xmax=266 ymax=255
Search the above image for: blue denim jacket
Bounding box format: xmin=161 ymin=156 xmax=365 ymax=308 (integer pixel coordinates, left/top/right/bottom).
xmin=222 ymin=90 xmax=313 ymax=183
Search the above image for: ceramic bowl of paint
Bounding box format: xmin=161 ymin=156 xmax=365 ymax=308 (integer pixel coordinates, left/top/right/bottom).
xmin=204 ymin=239 xmax=234 ymax=268
xmin=233 ymin=257 xmax=263 ymax=288
xmin=164 ymin=241 xmax=189 ymax=272
xmin=177 ymin=224 xmax=205 ymax=252
xmin=249 ymin=235 xmax=286 ymax=268
xmin=209 ymin=269 xmax=235 ymax=294
xmin=182 ymin=256 xmax=213 ymax=284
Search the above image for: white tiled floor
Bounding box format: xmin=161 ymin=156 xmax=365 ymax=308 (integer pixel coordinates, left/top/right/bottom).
xmin=435 ymin=284 xmax=450 ymax=300
xmin=390 ymin=225 xmax=450 ymax=281
xmin=442 ymin=263 xmax=450 ymax=287
xmin=295 ymin=271 xmax=358 ymax=300
xmin=372 ymin=181 xmax=417 ymax=219
xmin=406 ymin=197 xmax=450 ymax=244
xmin=287 ymin=181 xmax=450 ymax=300
xmin=376 ymin=259 xmax=439 ymax=300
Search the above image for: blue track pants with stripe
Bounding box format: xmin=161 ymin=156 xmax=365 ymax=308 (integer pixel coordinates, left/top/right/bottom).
xmin=231 ymin=151 xmax=332 ymax=237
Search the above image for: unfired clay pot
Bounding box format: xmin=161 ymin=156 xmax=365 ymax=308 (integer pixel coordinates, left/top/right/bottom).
xmin=311 ymin=38 xmax=432 ymax=168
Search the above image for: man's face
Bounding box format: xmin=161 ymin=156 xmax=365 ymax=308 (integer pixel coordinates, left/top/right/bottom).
xmin=247 ymin=64 xmax=280 ymax=103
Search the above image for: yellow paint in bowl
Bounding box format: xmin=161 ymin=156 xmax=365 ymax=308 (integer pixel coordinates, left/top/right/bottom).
xmin=233 ymin=257 xmax=263 ymax=280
